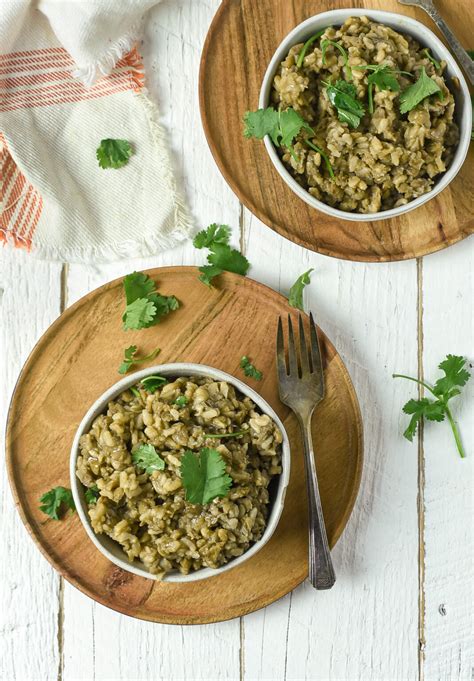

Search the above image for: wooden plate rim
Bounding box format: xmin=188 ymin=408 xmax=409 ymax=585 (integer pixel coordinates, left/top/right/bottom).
xmin=5 ymin=267 xmax=364 ymax=624
xmin=198 ymin=0 xmax=472 ymax=263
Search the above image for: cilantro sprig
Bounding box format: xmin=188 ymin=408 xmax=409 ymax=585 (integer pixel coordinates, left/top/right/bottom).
xmin=39 ymin=487 xmax=76 ymax=520
xmin=422 ymin=48 xmax=441 ymax=71
xmin=297 ymin=27 xmax=329 ymax=68
xmin=393 ymin=354 xmax=471 ymax=458
xmin=84 ymin=486 xmax=100 ymax=505
xmin=96 ymin=139 xmax=133 ymax=169
xmin=399 ymin=67 xmax=441 ymax=114
xmin=193 ymin=223 xmax=250 ymax=287
xmin=118 ymin=345 xmax=160 ymax=374
xmin=243 ymin=106 xmax=334 ymax=177
xmin=240 ymin=356 xmax=263 ymax=381
xmin=321 ymin=40 xmax=352 ymax=79
xmin=122 ymin=271 xmax=179 ymax=331
xmin=132 ymin=444 xmax=166 ymax=474
xmin=288 ymin=269 xmax=313 ymax=311
xmin=181 ymin=448 xmax=232 ymax=505
xmin=323 ymin=79 xmax=365 ymax=128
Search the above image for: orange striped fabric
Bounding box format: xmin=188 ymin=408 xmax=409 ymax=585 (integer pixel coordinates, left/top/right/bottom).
xmin=0 ymin=46 xmax=144 ymax=250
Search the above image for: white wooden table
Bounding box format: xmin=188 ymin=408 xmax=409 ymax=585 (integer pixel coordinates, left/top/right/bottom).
xmin=1 ymin=2 xmax=472 ymax=679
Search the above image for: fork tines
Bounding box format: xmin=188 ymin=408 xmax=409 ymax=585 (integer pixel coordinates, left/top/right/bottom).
xmin=277 ymin=313 xmax=324 ymax=389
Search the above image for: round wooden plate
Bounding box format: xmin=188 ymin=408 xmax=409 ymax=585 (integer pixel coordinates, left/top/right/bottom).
xmin=6 ymin=268 xmax=362 ymax=624
xmin=199 ymin=0 xmax=473 ymax=262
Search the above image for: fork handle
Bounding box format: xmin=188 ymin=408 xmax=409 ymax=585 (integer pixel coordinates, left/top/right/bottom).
xmin=300 ymin=417 xmax=336 ymax=590
xmin=420 ymin=0 xmax=474 ymax=85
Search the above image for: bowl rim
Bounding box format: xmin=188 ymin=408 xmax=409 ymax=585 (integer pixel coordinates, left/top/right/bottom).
xmin=70 ymin=362 xmax=291 ymax=583
xmin=259 ymin=7 xmax=472 ymax=222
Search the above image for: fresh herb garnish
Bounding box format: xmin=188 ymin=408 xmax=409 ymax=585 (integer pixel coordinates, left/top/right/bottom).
xmin=84 ymin=486 xmax=100 ymax=504
xmin=175 ymin=395 xmax=189 ymax=407
xmin=288 ymin=268 xmax=313 ymax=311
xmin=118 ymin=345 xmax=160 ymax=375
xmin=96 ymin=139 xmax=133 ymax=169
xmin=204 ymin=431 xmax=246 ymax=439
xmin=366 ymin=65 xmax=400 ymax=113
xmin=321 ymin=40 xmax=351 ymax=78
xmin=323 ymin=79 xmax=365 ymax=128
xmin=399 ymin=67 xmax=441 ymax=114
xmin=297 ymin=27 xmax=329 ymax=68
xmin=122 ymin=271 xmax=179 ymax=331
xmin=240 ymin=356 xmax=263 ymax=381
xmin=393 ymin=354 xmax=471 ymax=458
xmin=422 ymin=48 xmax=441 ymax=71
xmin=193 ymin=223 xmax=250 ymax=287
xmin=141 ymin=375 xmax=167 ymax=393
xmin=243 ymin=107 xmax=334 ymax=177
xmin=130 ymin=386 xmax=141 ymax=398
xmin=39 ymin=486 xmax=76 ymax=520
xmin=181 ymin=448 xmax=232 ymax=505
xmin=132 ymin=444 xmax=166 ymax=473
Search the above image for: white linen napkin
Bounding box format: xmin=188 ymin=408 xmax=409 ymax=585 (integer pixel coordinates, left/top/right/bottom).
xmin=0 ymin=0 xmax=193 ymax=262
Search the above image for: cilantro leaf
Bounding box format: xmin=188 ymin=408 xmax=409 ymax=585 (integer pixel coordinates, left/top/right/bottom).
xmin=140 ymin=375 xmax=168 ymax=393
xmin=132 ymin=444 xmax=166 ymax=474
xmin=278 ymin=108 xmax=314 ymax=147
xmin=123 ymin=271 xmax=155 ymax=305
xmin=393 ymin=354 xmax=471 ymax=457
xmin=366 ymin=65 xmax=400 ymax=113
xmin=324 ymin=80 xmax=365 ymax=128
xmin=84 ymin=486 xmax=100 ymax=505
xmin=297 ymin=27 xmax=329 ymax=68
xmin=39 ymin=486 xmax=75 ymax=520
xmin=422 ymin=48 xmax=441 ymax=71
xmin=402 ymin=398 xmax=445 ymax=441
xmin=96 ymin=139 xmax=133 ymax=169
xmin=118 ymin=345 xmax=160 ymax=374
xmin=240 ymin=355 xmax=263 ymax=381
xmin=399 ymin=67 xmax=441 ymax=114
xmin=288 ymin=268 xmax=313 ymax=311
xmin=193 ymin=223 xmax=250 ymax=287
xmin=122 ymin=271 xmax=180 ymax=330
xmin=175 ymin=395 xmax=188 ymax=407
xmin=123 ymin=298 xmax=157 ymax=331
xmin=244 ymin=108 xmax=280 ymax=145
xmin=193 ymin=224 xmax=231 ymax=249
xmin=181 ymin=448 xmax=232 ymax=505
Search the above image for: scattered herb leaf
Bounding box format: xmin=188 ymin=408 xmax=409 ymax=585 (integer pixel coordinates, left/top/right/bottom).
xmin=240 ymin=356 xmax=263 ymax=381
xmin=324 ymin=79 xmax=365 ymax=128
xmin=122 ymin=271 xmax=179 ymax=331
xmin=243 ymin=106 xmax=334 ymax=178
xmin=132 ymin=444 xmax=166 ymax=474
xmin=130 ymin=386 xmax=141 ymax=398
xmin=141 ymin=375 xmax=168 ymax=393
xmin=399 ymin=67 xmax=441 ymax=114
xmin=175 ymin=395 xmax=189 ymax=407
xmin=193 ymin=223 xmax=250 ymax=287
xmin=39 ymin=486 xmax=76 ymax=520
xmin=422 ymin=48 xmax=441 ymax=71
xmin=393 ymin=354 xmax=471 ymax=458
xmin=366 ymin=65 xmax=400 ymax=113
xmin=181 ymin=448 xmax=232 ymax=505
xmin=321 ymin=40 xmax=352 ymax=78
xmin=297 ymin=27 xmax=329 ymax=68
xmin=96 ymin=139 xmax=133 ymax=169
xmin=118 ymin=345 xmax=160 ymax=375
xmin=288 ymin=268 xmax=313 ymax=311
xmin=84 ymin=486 xmax=100 ymax=505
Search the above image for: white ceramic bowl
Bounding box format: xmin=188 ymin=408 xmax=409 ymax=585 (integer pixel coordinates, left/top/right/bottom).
xmin=260 ymin=8 xmax=472 ymax=222
xmin=70 ymin=363 xmax=290 ymax=582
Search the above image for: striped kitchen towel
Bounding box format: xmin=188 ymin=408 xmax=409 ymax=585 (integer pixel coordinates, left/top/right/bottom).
xmin=0 ymin=0 xmax=193 ymax=262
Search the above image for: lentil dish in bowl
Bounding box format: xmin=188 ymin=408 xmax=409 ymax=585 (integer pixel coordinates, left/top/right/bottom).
xmin=256 ymin=9 xmax=471 ymax=221
xmin=71 ymin=364 xmax=290 ymax=582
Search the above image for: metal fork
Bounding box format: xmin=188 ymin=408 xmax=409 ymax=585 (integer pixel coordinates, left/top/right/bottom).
xmin=398 ymin=0 xmax=474 ymax=85
xmin=276 ymin=313 xmax=336 ymax=590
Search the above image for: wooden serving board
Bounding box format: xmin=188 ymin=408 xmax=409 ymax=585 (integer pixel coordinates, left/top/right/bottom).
xmin=199 ymin=0 xmax=473 ymax=262
xmin=6 ymin=268 xmax=362 ymax=624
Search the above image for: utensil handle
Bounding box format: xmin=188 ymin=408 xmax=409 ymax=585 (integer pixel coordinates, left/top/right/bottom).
xmin=300 ymin=417 xmax=336 ymax=590
xmin=422 ymin=1 xmax=474 ymax=85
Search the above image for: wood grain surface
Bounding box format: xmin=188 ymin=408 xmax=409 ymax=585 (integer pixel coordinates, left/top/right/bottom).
xmin=5 ymin=267 xmax=363 ymax=625
xmin=199 ymin=0 xmax=474 ymax=262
